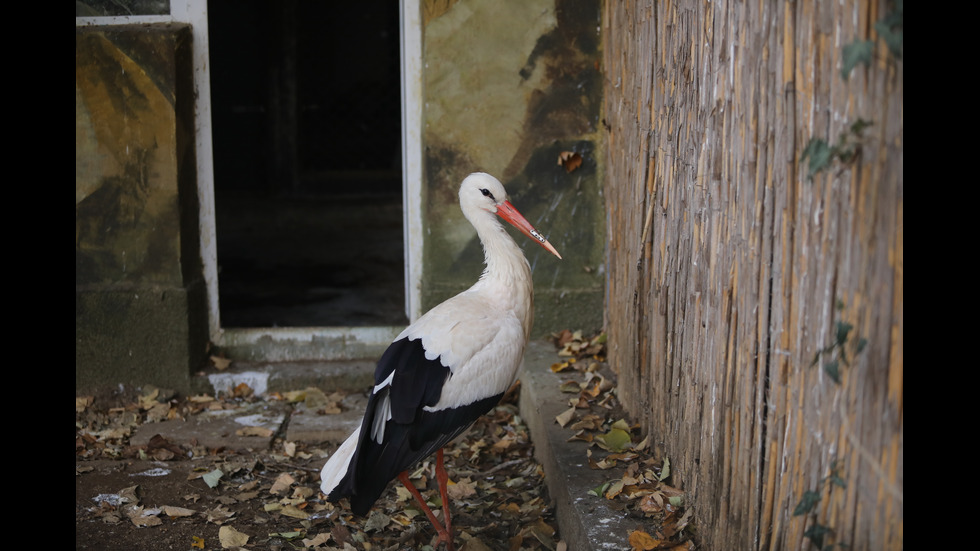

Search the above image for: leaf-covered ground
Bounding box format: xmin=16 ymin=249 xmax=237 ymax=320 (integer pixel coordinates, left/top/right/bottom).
xmin=76 ymin=332 xmax=699 ymax=550
xmin=76 ymin=383 xmax=561 ymax=551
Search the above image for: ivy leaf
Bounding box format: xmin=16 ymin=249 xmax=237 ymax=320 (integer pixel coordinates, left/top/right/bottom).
xmin=829 ymin=474 xmax=847 ymax=489
xmin=834 ymin=322 xmax=853 ymax=347
xmin=803 ymin=524 xmax=832 ymax=548
xmin=793 ymin=490 xmax=821 ymax=516
xmin=855 ymin=337 xmax=868 ymax=355
xmin=823 ymin=360 xmax=841 ymax=384
xmin=841 ymin=40 xmax=873 ymax=80
xmin=850 ymin=118 xmax=873 ymax=136
xmin=801 ymin=138 xmax=834 ymax=178
xmin=874 ymin=2 xmax=903 ymax=59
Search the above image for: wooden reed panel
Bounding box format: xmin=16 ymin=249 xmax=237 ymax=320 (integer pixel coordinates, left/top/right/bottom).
xmin=602 ymin=1 xmax=902 ymax=549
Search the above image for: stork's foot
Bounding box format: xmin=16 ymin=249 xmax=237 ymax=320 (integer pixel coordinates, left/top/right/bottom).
xmin=397 ymin=471 xmax=456 ymax=551
xmin=438 ymin=530 xmax=456 ymax=551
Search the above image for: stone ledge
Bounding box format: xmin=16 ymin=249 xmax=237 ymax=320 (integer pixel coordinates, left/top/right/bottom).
xmin=519 ymin=341 xmax=636 ymax=551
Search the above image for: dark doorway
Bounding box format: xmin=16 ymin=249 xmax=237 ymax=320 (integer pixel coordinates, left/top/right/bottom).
xmin=208 ymin=1 xmax=407 ymax=328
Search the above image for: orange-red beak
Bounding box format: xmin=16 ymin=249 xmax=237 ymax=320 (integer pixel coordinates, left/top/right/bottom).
xmin=496 ymin=201 xmax=562 ymax=259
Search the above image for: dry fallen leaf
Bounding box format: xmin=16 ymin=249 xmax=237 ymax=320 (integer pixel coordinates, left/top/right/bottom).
xmin=524 ymin=517 xmax=557 ymax=549
xmin=555 ymin=406 xmax=576 ymax=427
xmin=302 ymin=533 xmax=332 ymax=547
xmin=447 ymin=478 xmax=477 ymax=500
xmin=210 ymin=355 xmax=232 ymax=370
xmin=551 ymin=361 xmax=574 ymax=373
xmin=118 ymin=485 xmax=140 ymax=503
xmin=76 ymin=396 xmax=94 ymax=413
xmin=492 ymin=436 xmax=516 ymax=453
xmin=558 ymin=151 xmax=583 ymax=173
xmin=628 ymin=529 xmax=661 ymax=550
xmin=218 ymin=525 xmax=249 ymax=548
xmin=161 ymin=505 xmax=196 ymax=518
xmin=270 ymin=473 xmax=295 ymax=495
xmin=280 ymin=504 xmax=309 ymax=519
xmin=570 ymin=414 xmax=603 ymax=431
xmin=552 ymin=329 xmax=575 ymax=347
xmin=658 ymin=456 xmax=671 ymax=481
xmin=205 ymin=505 xmax=235 ymax=524
xmin=146 ymin=434 xmax=183 ymax=460
xmin=127 ymin=506 xmax=163 ymax=527
xmin=638 ymin=492 xmax=664 ymax=513
xmin=605 ymin=479 xmax=625 ymax=499
xmin=364 ymin=510 xmax=392 ymax=532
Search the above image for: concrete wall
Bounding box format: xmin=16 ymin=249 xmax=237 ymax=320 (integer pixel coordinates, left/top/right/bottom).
xmin=419 ymin=0 xmax=605 ymax=337
xmin=76 ymin=24 xmax=208 ymax=394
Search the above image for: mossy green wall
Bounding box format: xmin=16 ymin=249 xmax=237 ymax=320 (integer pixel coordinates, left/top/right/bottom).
xmin=420 ymin=0 xmax=604 ymax=337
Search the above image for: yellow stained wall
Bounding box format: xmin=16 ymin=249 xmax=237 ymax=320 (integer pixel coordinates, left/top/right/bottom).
xmin=419 ymin=0 xmax=606 ymax=337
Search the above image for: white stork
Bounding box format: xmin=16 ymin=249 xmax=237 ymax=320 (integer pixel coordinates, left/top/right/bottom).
xmin=319 ymin=172 xmax=561 ymax=550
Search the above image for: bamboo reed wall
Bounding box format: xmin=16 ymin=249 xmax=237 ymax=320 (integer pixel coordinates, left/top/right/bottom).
xmin=601 ymin=1 xmax=902 ymax=549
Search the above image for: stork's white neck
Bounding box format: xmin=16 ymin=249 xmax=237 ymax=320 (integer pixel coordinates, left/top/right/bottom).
xmin=469 ymin=213 xmax=534 ymax=336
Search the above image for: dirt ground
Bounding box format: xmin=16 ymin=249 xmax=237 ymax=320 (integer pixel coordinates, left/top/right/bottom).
xmin=75 ymin=385 xmax=561 ymax=551
xmin=76 ymin=332 xmax=697 ymax=551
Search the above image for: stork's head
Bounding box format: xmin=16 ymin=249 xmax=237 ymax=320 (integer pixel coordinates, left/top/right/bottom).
xmin=459 ymin=172 xmax=562 ymax=259
xmin=459 ymin=172 xmax=509 ymax=217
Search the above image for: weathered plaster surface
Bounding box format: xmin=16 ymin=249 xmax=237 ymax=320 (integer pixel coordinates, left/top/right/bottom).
xmin=425 ymin=0 xmax=557 ymax=180
xmin=76 ymin=28 xmax=185 ymax=287
xmin=421 ymin=0 xmax=604 ymax=335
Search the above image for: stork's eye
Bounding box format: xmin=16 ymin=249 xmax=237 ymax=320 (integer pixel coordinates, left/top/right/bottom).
xmin=480 ymin=188 xmax=495 ymax=200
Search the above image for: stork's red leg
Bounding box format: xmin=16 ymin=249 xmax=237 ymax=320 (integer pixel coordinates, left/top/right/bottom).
xmin=435 ymin=448 xmax=453 ymax=537
xmin=397 ymin=471 xmax=456 ymax=551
